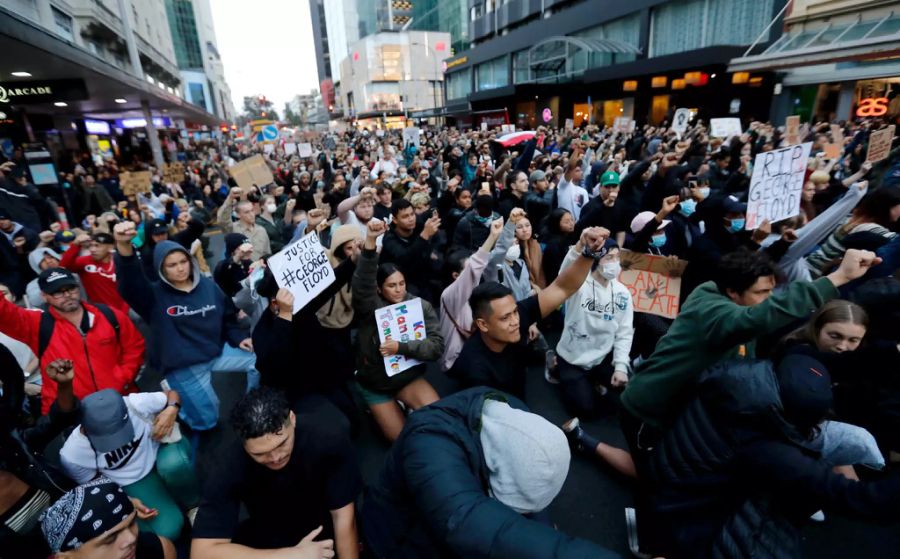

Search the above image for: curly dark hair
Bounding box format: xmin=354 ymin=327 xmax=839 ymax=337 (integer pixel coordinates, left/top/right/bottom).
xmin=714 ymin=248 xmax=776 ymax=296
xmin=230 ymin=386 xmax=291 ymax=441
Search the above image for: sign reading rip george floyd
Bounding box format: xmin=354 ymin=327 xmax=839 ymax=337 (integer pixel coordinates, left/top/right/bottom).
xmin=267 ymin=232 xmax=335 ymax=313
xmin=617 ymin=251 xmax=687 ymax=319
xmin=746 ymin=142 xmax=812 ymax=230
xmin=375 ymin=298 xmax=426 ymax=377
xmin=0 ymin=79 xmax=88 ymax=105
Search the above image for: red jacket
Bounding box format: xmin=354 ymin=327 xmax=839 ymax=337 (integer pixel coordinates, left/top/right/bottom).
xmin=0 ymin=296 xmax=145 ymax=414
xmin=60 ymin=244 xmax=130 ymax=313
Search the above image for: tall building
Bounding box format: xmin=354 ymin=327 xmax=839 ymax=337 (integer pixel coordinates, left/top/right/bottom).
xmin=165 ymin=0 xmax=235 ymax=122
xmin=440 ymin=0 xmax=789 ymax=129
xmin=729 ymin=0 xmax=900 ymax=123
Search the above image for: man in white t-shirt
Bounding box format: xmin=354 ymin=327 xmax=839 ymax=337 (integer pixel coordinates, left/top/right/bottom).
xmin=557 ymin=157 xmax=590 ymax=221
xmin=59 ymin=388 xmax=196 ymax=541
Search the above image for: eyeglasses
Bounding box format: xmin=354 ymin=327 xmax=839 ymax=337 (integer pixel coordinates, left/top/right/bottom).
xmin=49 ymin=286 xmax=79 ymax=298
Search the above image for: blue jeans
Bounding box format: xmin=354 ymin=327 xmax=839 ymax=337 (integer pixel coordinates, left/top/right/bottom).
xmin=818 ymin=420 xmax=885 ymax=470
xmin=165 ymin=343 xmax=259 ymax=431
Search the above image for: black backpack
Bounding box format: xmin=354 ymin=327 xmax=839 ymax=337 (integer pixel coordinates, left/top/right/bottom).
xmin=37 ymin=303 xmax=120 ymax=359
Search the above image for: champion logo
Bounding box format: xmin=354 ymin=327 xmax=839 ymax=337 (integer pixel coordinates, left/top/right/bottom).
xmin=166 ymin=304 xmax=216 ymax=317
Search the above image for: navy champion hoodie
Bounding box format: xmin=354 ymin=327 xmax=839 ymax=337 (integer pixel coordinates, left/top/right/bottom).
xmin=115 ymin=240 xmax=246 ymax=372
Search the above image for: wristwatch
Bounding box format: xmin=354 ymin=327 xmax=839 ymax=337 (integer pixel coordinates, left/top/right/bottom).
xmin=166 ymin=401 xmax=181 ymax=410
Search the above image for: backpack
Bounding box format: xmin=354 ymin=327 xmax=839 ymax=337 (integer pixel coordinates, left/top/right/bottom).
xmin=37 ymin=303 xmax=120 ymax=359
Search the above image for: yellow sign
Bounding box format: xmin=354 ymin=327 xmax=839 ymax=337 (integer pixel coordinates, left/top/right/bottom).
xmin=445 ymin=56 xmax=468 ymax=70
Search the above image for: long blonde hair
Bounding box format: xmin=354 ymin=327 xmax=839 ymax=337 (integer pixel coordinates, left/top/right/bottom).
xmin=785 ymin=300 xmax=868 ymax=346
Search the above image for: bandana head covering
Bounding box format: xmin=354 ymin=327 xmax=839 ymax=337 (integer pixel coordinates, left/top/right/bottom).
xmin=40 ymin=478 xmax=134 ymax=553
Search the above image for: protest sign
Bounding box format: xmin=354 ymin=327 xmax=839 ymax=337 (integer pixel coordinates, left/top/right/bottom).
xmin=375 ymin=129 xmax=385 ymax=137
xmin=784 ymin=115 xmax=801 ymax=146
xmin=375 ymin=298 xmax=426 ymax=377
xmin=162 ymin=162 xmax=184 ymax=185
xmin=746 ymin=142 xmax=812 ymax=230
xmin=297 ymin=143 xmax=313 ymax=158
xmin=709 ymin=118 xmax=742 ymax=138
xmin=481 ymin=122 xmax=488 ymax=132
xmin=613 ymin=116 xmax=634 ymax=133
xmin=618 ymin=251 xmax=687 ymax=319
xmin=402 ymin=126 xmax=420 ymax=148
xmin=500 ymin=124 xmax=510 ymax=133
xmin=866 ymin=125 xmax=895 ymax=163
xmin=267 ymin=232 xmax=335 ymax=313
xmin=263 ymin=143 xmax=274 ymax=154
xmin=229 ymin=154 xmax=275 ymax=192
xmin=672 ymin=108 xmax=691 ymax=137
xmin=120 ymin=171 xmax=152 ymax=197
xmin=830 ymin=124 xmax=844 ymax=146
xmin=823 ymin=143 xmax=841 ymax=159
xmin=284 ymin=142 xmax=297 ymax=156
xmin=565 ymin=118 xmax=574 ymax=130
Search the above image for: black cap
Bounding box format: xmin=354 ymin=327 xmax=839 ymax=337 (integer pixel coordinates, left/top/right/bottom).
xmin=147 ymin=218 xmax=169 ymax=236
xmin=38 ymin=267 xmax=79 ymax=294
xmin=722 ymin=195 xmax=747 ymax=215
xmin=224 ymin=233 xmax=250 ymax=256
xmin=776 ymin=354 xmax=833 ymax=431
xmin=91 ymin=232 xmax=114 ymax=245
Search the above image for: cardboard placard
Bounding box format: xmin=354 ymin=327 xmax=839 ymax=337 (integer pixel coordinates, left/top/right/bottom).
xmin=613 ymin=116 xmax=635 ymax=133
xmin=229 ymin=154 xmax=275 ymax=191
xmin=263 ymin=143 xmax=274 ymax=154
xmin=709 ymin=118 xmax=742 ymax=138
xmin=500 ymin=124 xmax=510 ymax=133
xmin=375 ymin=298 xmax=426 ymax=377
xmin=830 ymin=124 xmax=844 ymax=146
xmin=746 ymin=142 xmax=812 ymax=230
xmin=823 ymin=143 xmax=841 ymax=159
xmin=565 ymin=118 xmax=574 ymax=130
xmin=481 ymin=122 xmax=488 ymax=132
xmin=672 ymin=108 xmax=691 ymax=137
xmin=267 ymin=232 xmax=335 ymax=313
xmin=284 ymin=143 xmax=297 ymax=156
xmin=618 ymin=251 xmax=687 ymax=319
xmin=866 ymin=125 xmax=895 ymax=163
xmin=784 ymin=115 xmax=801 ymax=146
xmin=402 ymin=126 xmax=420 ymax=148
xmin=162 ymin=162 xmax=184 ymax=185
xmin=119 ymin=171 xmax=152 ymax=197
xmin=298 ymin=143 xmax=313 ymax=158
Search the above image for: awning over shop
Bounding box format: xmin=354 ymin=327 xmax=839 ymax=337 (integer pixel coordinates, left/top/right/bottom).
xmin=0 ymin=7 xmax=220 ymax=127
xmin=729 ymin=12 xmax=900 ymax=73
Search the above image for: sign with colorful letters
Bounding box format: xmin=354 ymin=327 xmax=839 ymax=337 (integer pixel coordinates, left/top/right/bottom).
xmin=375 ymin=298 xmax=426 ymax=377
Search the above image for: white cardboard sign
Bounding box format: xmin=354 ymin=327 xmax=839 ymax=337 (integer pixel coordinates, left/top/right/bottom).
xmin=746 ymin=142 xmax=812 ymax=230
xmin=710 ymin=118 xmax=742 ymax=138
xmin=375 ymin=298 xmax=426 ymax=377
xmin=267 ymin=232 xmax=335 ymax=313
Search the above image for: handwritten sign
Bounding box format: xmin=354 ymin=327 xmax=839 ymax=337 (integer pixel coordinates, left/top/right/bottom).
xmin=284 ymin=143 xmax=297 ymax=156
xmin=375 ymin=298 xmax=426 ymax=377
xmin=267 ymin=232 xmax=335 ymax=313
xmin=120 ymin=171 xmax=152 ymax=197
xmin=618 ymin=251 xmax=687 ymax=319
xmin=710 ymin=118 xmax=742 ymax=138
xmin=613 ymin=116 xmax=635 ymax=133
xmin=746 ymin=142 xmax=812 ymax=230
xmin=784 ymin=115 xmax=801 ymax=146
xmin=297 ymin=143 xmax=313 ymax=158
xmin=229 ymin=154 xmax=275 ymax=192
xmin=162 ymin=162 xmax=184 ymax=185
xmin=866 ymin=125 xmax=895 ymax=163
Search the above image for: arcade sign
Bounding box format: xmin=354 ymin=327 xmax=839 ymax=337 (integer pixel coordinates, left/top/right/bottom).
xmin=0 ymin=79 xmax=88 ymax=105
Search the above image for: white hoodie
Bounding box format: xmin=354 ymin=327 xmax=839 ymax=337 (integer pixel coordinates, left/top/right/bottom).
xmin=556 ymin=247 xmax=634 ymax=370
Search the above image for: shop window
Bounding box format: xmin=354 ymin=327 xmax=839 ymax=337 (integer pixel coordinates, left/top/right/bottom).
xmin=651 ymin=95 xmax=669 ymax=125
xmin=602 ymin=99 xmax=624 ymax=127
xmin=573 ymin=103 xmax=591 ymax=127
xmin=188 ymin=83 xmax=207 ymax=109
xmin=476 ymin=56 xmax=509 ymax=91
xmin=446 ymin=68 xmax=472 ymax=101
xmin=513 ymin=50 xmax=530 ymax=84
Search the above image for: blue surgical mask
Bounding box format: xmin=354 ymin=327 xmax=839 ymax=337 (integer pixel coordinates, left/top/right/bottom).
xmin=729 ymin=218 xmax=745 ymax=232
xmin=679 ymin=199 xmax=696 ymax=216
xmin=698 ymin=187 xmax=710 ymax=199
xmin=650 ymin=233 xmax=667 ymax=248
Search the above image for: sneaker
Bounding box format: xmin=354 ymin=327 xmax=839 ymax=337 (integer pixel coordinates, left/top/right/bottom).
xmin=809 ymin=510 xmax=825 ymax=522
xmin=625 ymin=508 xmax=653 ymax=559
xmin=544 ymin=350 xmax=559 ymax=384
xmin=561 ymin=417 xmax=599 ymax=454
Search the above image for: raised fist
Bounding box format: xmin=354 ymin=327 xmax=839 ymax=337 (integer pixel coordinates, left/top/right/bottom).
xmin=113 ymin=221 xmax=137 ymax=243
xmin=367 ymin=219 xmax=386 ymax=238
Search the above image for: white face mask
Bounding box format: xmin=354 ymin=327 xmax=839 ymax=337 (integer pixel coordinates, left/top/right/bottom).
xmin=600 ymin=261 xmax=621 ymax=280
xmin=505 ymin=244 xmax=521 ymax=262
xmin=265 ymin=203 xmax=277 ymax=214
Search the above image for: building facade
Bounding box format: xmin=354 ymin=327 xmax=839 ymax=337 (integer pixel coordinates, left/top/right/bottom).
xmin=441 ymin=0 xmax=789 ymax=129
xmin=729 ymin=0 xmax=900 ymax=124
xmin=339 ymin=30 xmax=452 ymax=126
xmin=165 ymin=0 xmax=235 ymax=123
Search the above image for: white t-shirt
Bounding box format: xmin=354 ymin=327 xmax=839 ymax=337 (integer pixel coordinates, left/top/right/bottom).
xmin=60 ymin=392 xmax=167 ymax=486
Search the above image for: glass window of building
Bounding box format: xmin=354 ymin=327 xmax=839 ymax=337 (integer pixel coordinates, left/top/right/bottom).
xmin=51 ymin=7 xmax=74 ymax=41
xmin=571 ymin=13 xmax=641 ymax=69
xmin=188 ymin=83 xmax=207 ymax=108
xmin=513 ymin=50 xmax=530 ymax=84
xmin=476 ymin=56 xmax=509 ymax=91
xmin=651 ymin=0 xmax=775 ymax=57
xmin=446 ymin=68 xmax=472 ymax=100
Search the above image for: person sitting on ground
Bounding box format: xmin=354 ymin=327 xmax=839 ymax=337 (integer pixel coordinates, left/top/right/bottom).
xmin=113 ymin=221 xmax=257 ymax=434
xmin=24 ymin=245 xmax=63 ymax=309
xmin=380 ymin=199 xmax=441 ymax=302
xmin=40 ymin=478 xmax=176 ymax=559
xmin=360 ymin=387 xmax=622 ymax=559
xmin=337 ymin=186 xmax=378 ymax=239
xmin=191 ymin=386 xmax=360 ymax=559
xmin=217 ymin=188 xmax=271 ymax=260
xmin=59 ymin=389 xmax=196 ymax=542
xmin=0 ymin=267 xmax=144 ymax=415
xmin=59 ymin=232 xmax=130 ymax=313
xmin=448 ymin=226 xmax=610 ymax=400
xmin=352 ymin=219 xmax=444 ymax=441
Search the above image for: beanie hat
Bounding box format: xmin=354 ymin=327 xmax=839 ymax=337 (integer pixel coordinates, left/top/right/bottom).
xmin=479 ymin=399 xmax=570 ymax=514
xmin=776 ymin=354 xmax=832 ymax=432
xmin=224 ymin=233 xmax=250 ymax=257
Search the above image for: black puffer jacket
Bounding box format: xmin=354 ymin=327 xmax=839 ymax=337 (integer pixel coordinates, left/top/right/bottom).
xmin=646 ymin=359 xmax=900 ymax=559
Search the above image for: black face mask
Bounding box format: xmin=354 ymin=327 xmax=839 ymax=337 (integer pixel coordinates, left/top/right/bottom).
xmin=240 ymin=258 xmax=252 ymax=269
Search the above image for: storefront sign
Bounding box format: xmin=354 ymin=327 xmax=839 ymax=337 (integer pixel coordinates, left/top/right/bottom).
xmin=445 ymin=56 xmax=468 ymax=71
xmin=0 ymin=79 xmax=87 ymax=105
xmin=84 ymin=119 xmax=111 ymax=135
xmin=856 ymin=97 xmax=888 ymax=118
xmin=866 ymin=125 xmax=895 ymax=163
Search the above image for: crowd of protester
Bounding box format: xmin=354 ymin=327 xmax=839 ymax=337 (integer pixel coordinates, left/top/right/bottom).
xmin=0 ymin=112 xmax=899 ymax=559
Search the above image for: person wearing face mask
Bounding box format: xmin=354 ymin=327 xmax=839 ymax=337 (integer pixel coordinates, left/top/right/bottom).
xmin=627 ymin=196 xmax=678 ymax=256
xmin=255 ymin=195 xmax=290 ymax=253
xmin=452 ymin=194 xmax=500 ymax=253
xmin=213 ymin=234 xmax=253 ymax=298
xmin=551 ymin=239 xmax=633 ymax=421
